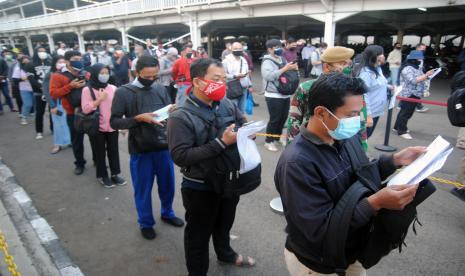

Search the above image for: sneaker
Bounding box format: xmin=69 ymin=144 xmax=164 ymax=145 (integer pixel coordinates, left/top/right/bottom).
xmin=74 ymin=166 xmax=85 ymax=175
xmin=399 ymin=133 xmax=413 ymax=140
xmin=140 ymin=227 xmax=156 ymax=240
xmin=35 ymin=133 xmax=43 ymax=140
xmin=98 ymin=177 xmax=115 ymax=188
xmin=415 ymin=106 xmax=429 ymax=113
xmin=111 ymin=175 xmax=127 ymax=186
xmin=20 ymin=118 xmax=28 ymax=125
xmin=392 ymin=128 xmax=410 ymax=134
xmin=161 ymin=216 xmax=185 ymax=227
xmin=264 ymin=142 xmax=279 ymax=152
xmin=50 ymin=145 xmax=61 ymax=154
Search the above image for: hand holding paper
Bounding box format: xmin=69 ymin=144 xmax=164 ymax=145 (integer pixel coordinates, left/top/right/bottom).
xmin=388 ymin=136 xmax=453 ymax=186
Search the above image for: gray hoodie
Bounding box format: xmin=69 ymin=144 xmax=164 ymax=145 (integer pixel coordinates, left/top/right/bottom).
xmin=261 ymin=54 xmax=287 ymax=94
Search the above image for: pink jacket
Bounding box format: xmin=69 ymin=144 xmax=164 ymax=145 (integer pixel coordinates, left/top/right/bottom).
xmin=81 ymin=84 xmax=117 ymax=132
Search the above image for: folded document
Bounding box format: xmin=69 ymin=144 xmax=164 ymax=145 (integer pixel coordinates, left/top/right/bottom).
xmin=388 ymin=135 xmax=453 ymax=186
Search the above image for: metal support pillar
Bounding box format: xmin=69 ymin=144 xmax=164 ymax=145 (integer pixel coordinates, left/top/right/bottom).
xmin=434 ymin=34 xmax=441 ymax=51
xmin=324 ymin=11 xmax=335 ymax=47
xmin=188 ymin=14 xmax=202 ymax=49
xmin=76 ymin=31 xmax=85 ymax=53
xmin=41 ymin=0 xmax=47 ymax=15
xmin=46 ymin=32 xmax=54 ymax=51
xmin=19 ymin=6 xmax=25 ymax=18
xmin=25 ymin=35 xmax=33 ymax=56
xmin=396 ymin=29 xmax=404 ymax=44
xmin=207 ymin=32 xmax=212 ymax=57
xmin=119 ymin=27 xmax=129 ymax=49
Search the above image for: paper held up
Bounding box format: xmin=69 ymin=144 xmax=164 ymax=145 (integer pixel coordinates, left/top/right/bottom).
xmin=388 ymin=135 xmax=453 ymax=186
xmin=152 ymin=104 xmax=173 ymax=122
xmin=388 ymin=86 xmax=402 ymax=110
xmin=237 ymin=121 xmax=267 ymax=174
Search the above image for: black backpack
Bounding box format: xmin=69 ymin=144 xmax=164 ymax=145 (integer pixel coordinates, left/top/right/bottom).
xmin=177 ymin=100 xmax=261 ymax=197
xmin=264 ymin=58 xmax=299 ymax=95
xmin=323 ymin=140 xmax=436 ymax=274
xmin=447 ymin=87 xmax=465 ymax=127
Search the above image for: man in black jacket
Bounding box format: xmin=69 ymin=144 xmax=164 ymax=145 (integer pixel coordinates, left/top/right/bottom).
xmin=110 ymin=55 xmax=184 ymax=240
xmin=0 ymin=52 xmax=15 ymax=115
xmin=275 ymin=73 xmax=426 ymax=275
xmin=168 ymin=58 xmax=254 ymax=276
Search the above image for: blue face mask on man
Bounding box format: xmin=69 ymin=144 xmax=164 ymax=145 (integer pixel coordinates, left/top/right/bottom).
xmin=70 ymin=60 xmax=84 ymax=71
xmin=274 ymin=48 xmax=283 ymax=56
xmin=321 ymin=108 xmax=361 ymax=140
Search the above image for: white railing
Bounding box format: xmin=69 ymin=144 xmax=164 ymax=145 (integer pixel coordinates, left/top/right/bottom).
xmin=0 ymin=0 xmax=233 ymax=33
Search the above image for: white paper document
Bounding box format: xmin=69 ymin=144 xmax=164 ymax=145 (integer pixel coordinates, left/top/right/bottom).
xmin=429 ymin=68 xmax=442 ymax=80
xmin=388 ymin=86 xmax=402 ymax=110
xmin=152 ymin=104 xmax=173 ymax=122
xmin=388 ymin=136 xmax=453 ymax=186
xmin=237 ymin=121 xmax=267 ymax=174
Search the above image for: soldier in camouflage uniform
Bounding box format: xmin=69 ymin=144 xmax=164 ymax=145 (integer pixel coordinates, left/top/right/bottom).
xmin=286 ymin=46 xmax=369 ymax=150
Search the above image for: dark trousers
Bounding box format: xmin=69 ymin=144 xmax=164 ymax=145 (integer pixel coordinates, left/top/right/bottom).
xmin=91 ymin=131 xmax=120 ymax=178
xmin=66 ymin=114 xmax=86 ymax=167
xmin=302 ymin=59 xmax=311 ymax=78
xmin=34 ymin=95 xmax=53 ymax=133
xmin=394 ymin=96 xmax=419 ymax=135
xmin=366 ymin=116 xmax=380 ymax=138
xmin=0 ymin=81 xmax=14 ymax=111
xmin=182 ymin=188 xmax=239 ymax=276
xmin=164 ymin=85 xmax=177 ymax=104
xmin=265 ymin=97 xmax=290 ymax=143
xmin=11 ymin=82 xmax=22 ymax=111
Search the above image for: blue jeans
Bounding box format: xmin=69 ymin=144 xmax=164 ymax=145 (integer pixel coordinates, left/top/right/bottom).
xmin=20 ymin=90 xmax=35 ymax=118
xmin=129 ymin=150 xmax=176 ymax=228
xmin=230 ymin=88 xmax=248 ymax=112
xmin=176 ymin=84 xmax=190 ymax=107
xmin=51 ymin=100 xmax=71 ymax=146
xmin=0 ymin=81 xmax=14 ymax=111
xmin=390 ymin=67 xmax=400 ymax=86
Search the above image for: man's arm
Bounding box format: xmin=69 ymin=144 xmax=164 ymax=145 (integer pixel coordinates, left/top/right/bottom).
xmin=110 ymin=88 xmax=139 ymax=130
xmin=171 ymin=61 xmax=179 ymax=80
xmin=49 ymin=73 xmax=72 ymax=98
xmin=287 ymin=86 xmax=306 ymax=140
xmin=168 ymin=117 xmax=226 ymax=167
xmin=277 ymin=161 xmax=374 ymax=244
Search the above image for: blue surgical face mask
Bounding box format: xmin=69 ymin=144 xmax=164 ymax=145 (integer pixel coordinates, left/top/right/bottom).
xmin=70 ymin=60 xmax=83 ymax=71
xmin=274 ymin=48 xmax=283 ymax=56
xmin=321 ymin=108 xmax=361 ymax=140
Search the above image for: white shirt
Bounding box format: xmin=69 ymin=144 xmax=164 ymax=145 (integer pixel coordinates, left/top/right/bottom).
xmin=301 ymin=46 xmax=315 ymax=60
xmin=311 ymin=49 xmax=323 ymax=76
xmin=222 ymin=54 xmax=252 ymax=88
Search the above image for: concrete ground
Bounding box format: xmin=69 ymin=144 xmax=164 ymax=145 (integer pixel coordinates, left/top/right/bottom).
xmin=0 ymin=69 xmax=464 ymax=276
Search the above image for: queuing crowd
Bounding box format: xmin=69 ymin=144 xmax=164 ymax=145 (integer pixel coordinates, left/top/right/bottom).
xmin=0 ymin=36 xmax=463 ymax=276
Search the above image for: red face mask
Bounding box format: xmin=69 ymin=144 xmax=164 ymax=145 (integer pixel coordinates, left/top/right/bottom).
xmin=198 ymin=78 xmax=226 ymax=101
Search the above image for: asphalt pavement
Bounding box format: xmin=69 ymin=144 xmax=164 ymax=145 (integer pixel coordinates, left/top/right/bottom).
xmin=0 ymin=70 xmax=464 ymax=276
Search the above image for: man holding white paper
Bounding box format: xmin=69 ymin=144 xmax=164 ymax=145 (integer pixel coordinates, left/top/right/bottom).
xmin=275 ymin=73 xmax=429 ymax=276
xmin=110 ymin=55 xmax=184 ymax=241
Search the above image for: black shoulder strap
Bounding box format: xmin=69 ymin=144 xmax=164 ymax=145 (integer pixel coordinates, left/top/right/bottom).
xmin=263 ymin=57 xmax=283 ymax=92
xmin=324 ymin=181 xmax=370 ymax=273
xmin=87 ymin=85 xmax=99 ymax=111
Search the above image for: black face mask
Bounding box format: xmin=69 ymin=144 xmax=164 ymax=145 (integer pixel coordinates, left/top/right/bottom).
xmin=186 ymin=53 xmax=193 ymax=59
xmin=138 ymin=77 xmax=156 ymax=89
xmin=232 ymin=50 xmax=243 ymax=57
